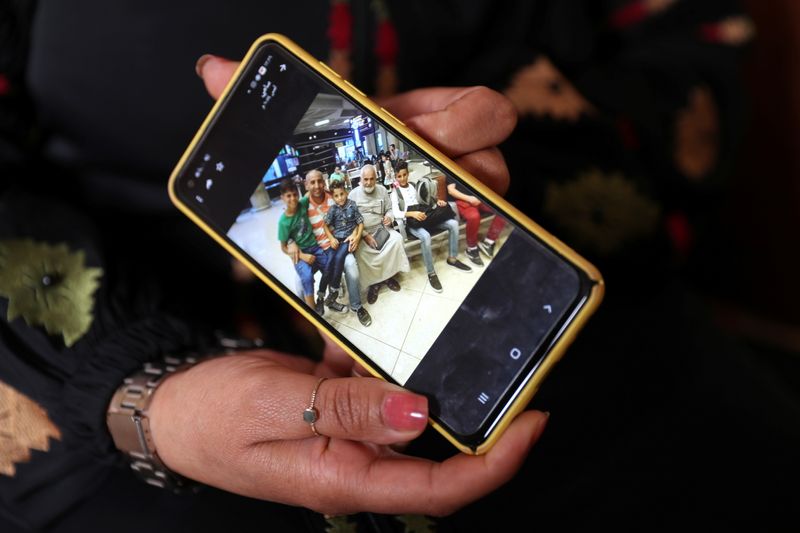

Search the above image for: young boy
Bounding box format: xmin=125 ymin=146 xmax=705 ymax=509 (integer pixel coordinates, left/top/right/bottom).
xmin=322 ymin=180 xmax=365 ymax=317
xmin=277 ymin=179 xmax=335 ymax=315
xmin=446 ymin=181 xmax=507 ymax=266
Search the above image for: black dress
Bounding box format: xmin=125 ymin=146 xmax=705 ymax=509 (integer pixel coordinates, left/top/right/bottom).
xmin=1 ymin=1 xmax=797 ymax=532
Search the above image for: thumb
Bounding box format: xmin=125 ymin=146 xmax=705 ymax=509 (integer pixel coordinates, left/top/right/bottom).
xmin=304 ymin=376 xmax=429 ymax=444
xmin=196 ymin=54 xmax=241 ymax=100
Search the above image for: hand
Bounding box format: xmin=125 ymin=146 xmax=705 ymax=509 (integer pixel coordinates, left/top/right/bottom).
xmin=378 ymin=86 xmax=517 ymax=196
xmin=382 ymin=214 xmax=392 ymax=226
xmin=363 ymin=233 xmax=378 ymax=249
xmin=437 ymin=199 xmax=447 ymax=207
xmin=286 ymin=242 xmax=300 ymax=264
xmin=408 ymin=211 xmax=427 ymax=222
xmin=468 ymin=196 xmax=482 ymax=207
xmin=149 ymin=351 xmax=548 ymax=516
xmin=330 ymin=237 xmax=340 ymax=250
xmin=193 ymin=55 xmax=538 ymax=516
xmin=344 ymin=233 xmax=360 ymax=252
xmin=300 ymin=252 xmax=315 ymax=265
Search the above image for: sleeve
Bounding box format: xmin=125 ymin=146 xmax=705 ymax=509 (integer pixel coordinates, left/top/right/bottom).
xmin=277 ymin=215 xmax=289 ymax=243
xmin=0 ymin=190 xmax=204 ymax=530
xmin=390 ymin=189 xmax=404 ymax=220
xmin=352 ymin=203 xmax=364 ymax=226
xmin=323 ymin=207 xmax=335 ymax=227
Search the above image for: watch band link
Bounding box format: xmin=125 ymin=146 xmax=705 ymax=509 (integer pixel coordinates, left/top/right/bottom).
xmin=107 ymin=354 xmax=199 ymax=492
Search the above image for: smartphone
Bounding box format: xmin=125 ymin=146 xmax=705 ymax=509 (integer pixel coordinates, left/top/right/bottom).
xmin=168 ymin=33 xmax=604 ymax=454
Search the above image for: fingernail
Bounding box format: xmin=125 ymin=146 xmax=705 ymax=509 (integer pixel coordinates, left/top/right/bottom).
xmin=195 ymin=54 xmax=215 ymax=78
xmin=544 ymin=411 xmax=551 ymax=418
xmin=383 ymin=392 xmax=428 ymax=431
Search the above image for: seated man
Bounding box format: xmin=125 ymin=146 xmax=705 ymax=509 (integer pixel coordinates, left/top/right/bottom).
xmin=276 ymin=179 xmax=331 ymax=315
xmin=301 ymin=169 xmax=371 ymax=326
xmin=447 ymin=181 xmax=507 ymax=266
xmin=349 ymin=164 xmax=410 ymax=304
xmin=390 ymin=161 xmax=472 ymax=292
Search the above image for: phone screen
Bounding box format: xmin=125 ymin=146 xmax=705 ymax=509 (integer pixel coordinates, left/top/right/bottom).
xmin=173 ymin=41 xmax=594 ymax=449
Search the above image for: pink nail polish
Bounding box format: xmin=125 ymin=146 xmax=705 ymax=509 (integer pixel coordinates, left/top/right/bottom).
xmin=383 ymin=392 xmax=428 ymax=431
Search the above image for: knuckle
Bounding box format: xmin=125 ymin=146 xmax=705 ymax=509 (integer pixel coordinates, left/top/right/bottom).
xmin=472 ymin=86 xmax=517 ymax=133
xmin=326 ymin=380 xmax=372 ymax=435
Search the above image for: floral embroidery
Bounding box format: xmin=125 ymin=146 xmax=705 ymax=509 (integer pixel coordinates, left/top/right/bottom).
xmin=544 ymin=170 xmax=660 ymax=255
xmin=396 ymin=514 xmax=437 ymax=532
xmin=504 ymin=57 xmax=593 ymax=122
xmin=326 ymin=0 xmax=398 ymax=96
xmin=325 ymin=514 xmax=359 ymax=532
xmin=700 ymin=16 xmax=755 ymax=46
xmin=0 ymin=381 xmax=61 ymax=477
xmin=610 ymin=0 xmax=678 ymax=29
xmin=0 ymin=240 xmax=102 ymax=347
xmin=674 ymin=86 xmax=719 ymax=180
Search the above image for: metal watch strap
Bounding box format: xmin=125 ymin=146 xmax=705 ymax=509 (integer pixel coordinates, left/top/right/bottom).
xmin=107 ymin=354 xmax=199 ymax=492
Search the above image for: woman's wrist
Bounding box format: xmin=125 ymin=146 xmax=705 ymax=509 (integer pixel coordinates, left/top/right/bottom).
xmin=106 ymin=354 xmax=201 ymax=492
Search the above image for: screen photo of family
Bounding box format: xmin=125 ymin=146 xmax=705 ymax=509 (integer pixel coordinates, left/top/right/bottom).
xmin=226 ymin=90 xmax=513 ymax=384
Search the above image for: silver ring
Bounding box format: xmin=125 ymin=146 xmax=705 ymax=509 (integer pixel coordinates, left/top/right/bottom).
xmin=303 ymin=377 xmax=327 ymax=437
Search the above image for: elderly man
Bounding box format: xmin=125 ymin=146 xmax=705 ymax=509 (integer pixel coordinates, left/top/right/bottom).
xmin=301 ymin=169 xmax=372 ymax=326
xmin=349 ymin=164 xmax=410 ymax=303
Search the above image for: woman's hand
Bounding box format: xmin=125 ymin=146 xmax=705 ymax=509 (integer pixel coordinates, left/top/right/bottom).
xmin=172 ymin=54 xmax=540 ymax=517
xmin=149 ymin=351 xmax=547 ymax=516
xmin=378 ymin=86 xmax=517 ymax=196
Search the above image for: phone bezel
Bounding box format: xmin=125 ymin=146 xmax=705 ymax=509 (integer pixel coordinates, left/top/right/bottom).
xmin=168 ymin=33 xmax=604 ymax=454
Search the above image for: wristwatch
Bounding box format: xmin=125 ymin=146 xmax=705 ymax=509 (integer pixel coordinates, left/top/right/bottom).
xmin=107 ymin=336 xmax=264 ymax=491
xmin=106 ymin=354 xmax=200 ymax=492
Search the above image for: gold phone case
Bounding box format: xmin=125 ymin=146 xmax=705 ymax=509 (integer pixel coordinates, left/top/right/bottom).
xmin=168 ymin=33 xmax=604 ymax=455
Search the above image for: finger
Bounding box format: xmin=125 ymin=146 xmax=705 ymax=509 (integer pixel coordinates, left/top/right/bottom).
xmin=250 ymin=371 xmax=428 ymax=444
xmin=318 ymin=331 xmax=357 ymax=377
xmin=380 ymin=87 xmax=517 ymax=158
xmin=350 ymin=361 xmax=371 ymax=377
xmin=197 ymin=55 xmax=240 ymax=100
xmin=453 ymin=147 xmax=511 ymax=196
xmin=332 ymin=410 xmax=548 ymax=516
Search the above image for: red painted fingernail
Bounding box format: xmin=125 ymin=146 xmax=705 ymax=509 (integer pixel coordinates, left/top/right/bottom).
xmin=383 ymin=392 xmax=428 ymax=431
xmin=195 ymin=54 xmax=215 ymax=78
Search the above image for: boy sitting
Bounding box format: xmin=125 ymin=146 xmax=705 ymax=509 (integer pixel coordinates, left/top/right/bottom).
xmin=277 ymin=179 xmax=338 ymax=315
xmin=322 ymin=180 xmax=367 ymax=321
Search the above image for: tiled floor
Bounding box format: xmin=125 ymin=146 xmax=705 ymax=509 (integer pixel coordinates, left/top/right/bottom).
xmin=227 ymin=199 xmax=511 ymax=385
